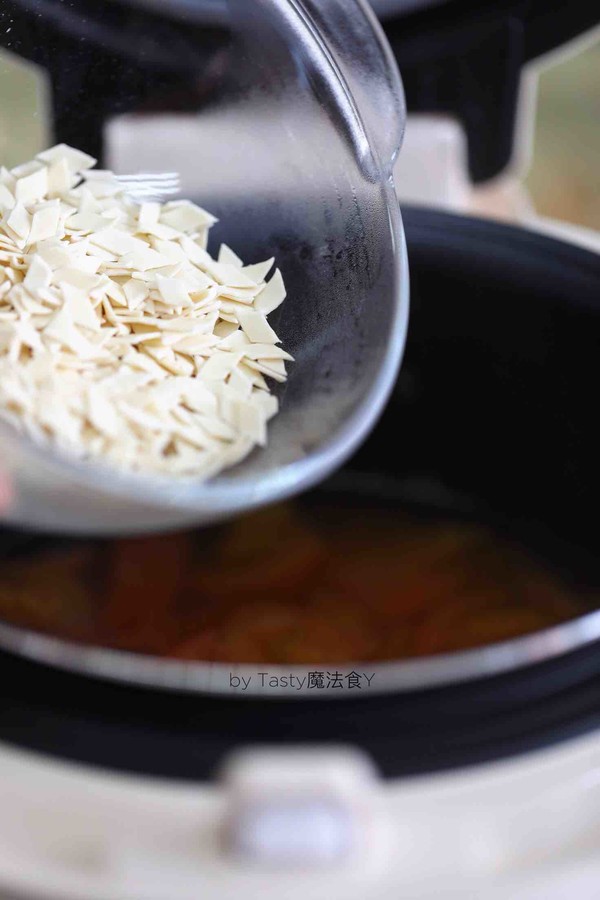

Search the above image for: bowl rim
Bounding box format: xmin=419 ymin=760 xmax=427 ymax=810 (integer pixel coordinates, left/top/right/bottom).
xmin=0 ymin=591 xmax=599 ymax=698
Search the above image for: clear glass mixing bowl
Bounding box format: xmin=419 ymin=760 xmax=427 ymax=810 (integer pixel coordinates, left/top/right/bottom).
xmin=0 ymin=0 xmax=408 ymax=533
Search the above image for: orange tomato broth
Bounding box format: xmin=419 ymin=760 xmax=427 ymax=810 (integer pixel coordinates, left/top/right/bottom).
xmin=0 ymin=502 xmax=588 ymax=663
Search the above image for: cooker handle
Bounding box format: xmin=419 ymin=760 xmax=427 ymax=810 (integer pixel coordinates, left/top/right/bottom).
xmin=99 ymin=0 xmax=407 ymax=177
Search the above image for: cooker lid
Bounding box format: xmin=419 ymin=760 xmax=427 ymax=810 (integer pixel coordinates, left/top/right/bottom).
xmin=2 ymin=0 xmax=595 ymax=180
xmin=111 ymin=0 xmax=600 ymax=183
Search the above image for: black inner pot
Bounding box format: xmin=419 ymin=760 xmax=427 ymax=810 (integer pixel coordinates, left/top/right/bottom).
xmin=336 ymin=209 xmax=600 ymax=588
xmin=0 ymin=206 xmax=599 ymax=779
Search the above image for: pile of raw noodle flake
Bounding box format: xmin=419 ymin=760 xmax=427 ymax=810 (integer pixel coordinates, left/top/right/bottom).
xmin=0 ymin=145 xmax=290 ymax=478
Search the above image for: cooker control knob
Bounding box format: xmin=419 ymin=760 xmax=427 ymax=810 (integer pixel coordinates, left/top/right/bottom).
xmin=220 ymin=747 xmax=387 ymax=867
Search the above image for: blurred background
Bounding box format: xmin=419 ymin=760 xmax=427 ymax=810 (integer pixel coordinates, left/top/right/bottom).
xmin=525 ymin=38 xmax=599 ymax=230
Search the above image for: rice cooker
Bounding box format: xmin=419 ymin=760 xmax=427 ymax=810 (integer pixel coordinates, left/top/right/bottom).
xmin=0 ymin=1 xmax=599 ymax=898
